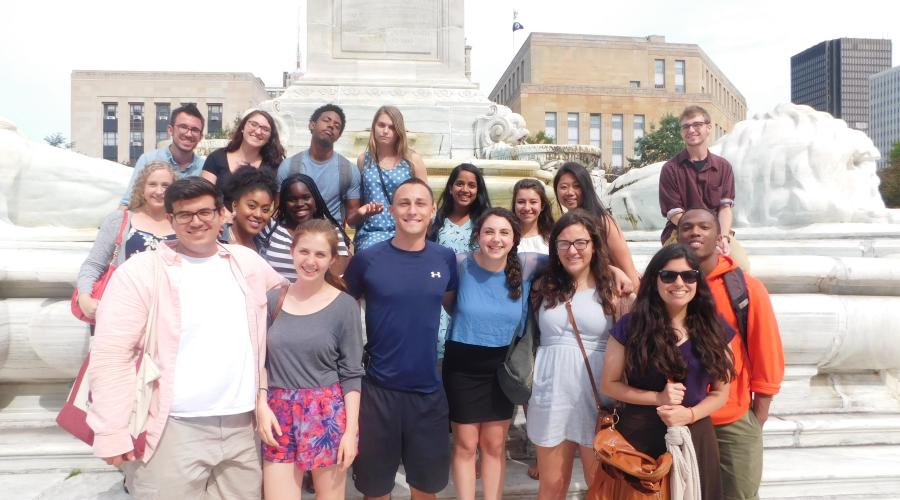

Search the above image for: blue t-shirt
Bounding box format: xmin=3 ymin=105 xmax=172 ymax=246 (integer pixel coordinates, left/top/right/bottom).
xmin=276 ymin=150 xmax=360 ymax=223
xmin=344 ymin=239 xmax=458 ymax=393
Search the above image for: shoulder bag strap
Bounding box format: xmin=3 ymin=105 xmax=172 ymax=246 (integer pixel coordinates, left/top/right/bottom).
xmin=110 ymin=209 xmax=130 ymax=264
xmin=566 ymin=300 xmax=603 ymax=411
xmin=370 ymin=154 xmax=394 ymax=205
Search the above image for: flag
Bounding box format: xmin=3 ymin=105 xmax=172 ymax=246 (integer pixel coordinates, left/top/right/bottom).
xmin=512 ymin=21 xmax=524 ymax=32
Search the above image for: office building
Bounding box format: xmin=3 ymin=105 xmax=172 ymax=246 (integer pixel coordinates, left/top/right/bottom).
xmin=870 ymin=65 xmax=900 ymax=169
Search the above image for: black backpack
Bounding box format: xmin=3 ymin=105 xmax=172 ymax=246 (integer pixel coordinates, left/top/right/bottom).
xmin=723 ymin=267 xmax=750 ymax=363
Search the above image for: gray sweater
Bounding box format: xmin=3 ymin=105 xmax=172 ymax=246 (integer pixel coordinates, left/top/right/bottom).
xmin=75 ymin=209 xmax=133 ymax=294
xmin=266 ymin=291 xmax=364 ymax=393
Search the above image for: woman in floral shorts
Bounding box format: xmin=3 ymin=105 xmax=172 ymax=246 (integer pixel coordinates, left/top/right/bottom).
xmin=256 ymin=219 xmax=364 ymax=499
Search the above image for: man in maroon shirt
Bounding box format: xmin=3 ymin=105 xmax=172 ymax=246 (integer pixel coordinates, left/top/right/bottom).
xmin=659 ymin=105 xmax=749 ymax=270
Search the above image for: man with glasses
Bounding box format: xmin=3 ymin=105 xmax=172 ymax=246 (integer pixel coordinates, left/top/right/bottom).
xmin=120 ymin=103 xmax=207 ymax=205
xmin=676 ymin=208 xmax=784 ymax=500
xmin=276 ymin=103 xmax=360 ymax=226
xmin=89 ymin=177 xmax=286 ymax=499
xmin=658 ymin=105 xmax=750 ymax=270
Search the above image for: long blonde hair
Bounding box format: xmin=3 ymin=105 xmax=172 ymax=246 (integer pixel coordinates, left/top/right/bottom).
xmin=367 ymin=105 xmax=410 ymax=164
xmin=128 ymin=161 xmax=177 ymax=210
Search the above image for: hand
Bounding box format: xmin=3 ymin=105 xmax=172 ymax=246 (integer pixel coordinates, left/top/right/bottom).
xmin=77 ymin=293 xmax=100 ymax=319
xmin=255 ymin=399 xmax=282 ymax=447
xmin=656 ymin=405 xmax=693 ymax=427
xmin=656 ymin=381 xmax=685 ymax=405
xmin=103 ymin=450 xmax=136 ymax=467
xmin=752 ymin=394 xmax=772 ymax=427
xmin=717 ymin=235 xmax=732 ymax=256
xmin=356 ymin=201 xmax=384 ymax=218
xmin=336 ymin=427 xmax=358 ymax=471
xmin=608 ymin=265 xmax=635 ymax=296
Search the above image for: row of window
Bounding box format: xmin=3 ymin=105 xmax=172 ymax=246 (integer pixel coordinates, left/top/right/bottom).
xmin=102 ymin=102 xmax=222 ymax=164
xmin=654 ymin=59 xmax=685 ymax=93
xmin=545 ymin=112 xmax=645 ymax=169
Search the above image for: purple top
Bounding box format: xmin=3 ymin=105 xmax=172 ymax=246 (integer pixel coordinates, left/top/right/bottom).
xmin=610 ymin=313 xmax=735 ymax=407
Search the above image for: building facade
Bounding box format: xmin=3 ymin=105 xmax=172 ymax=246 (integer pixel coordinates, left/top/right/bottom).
xmin=488 ymin=33 xmax=746 ymax=171
xmin=790 ymin=38 xmax=892 ymax=132
xmin=71 ymin=71 xmax=270 ymax=164
xmin=870 ymin=65 xmax=900 ymax=169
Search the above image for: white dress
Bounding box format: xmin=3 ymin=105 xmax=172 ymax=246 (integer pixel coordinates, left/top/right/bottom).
xmin=526 ymin=289 xmax=614 ymax=448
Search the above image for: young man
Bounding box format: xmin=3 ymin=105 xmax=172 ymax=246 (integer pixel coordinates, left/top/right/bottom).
xmin=677 ymin=208 xmax=785 ymax=500
xmin=276 ymin=103 xmax=361 ymax=225
xmin=121 ymin=103 xmax=207 ymax=205
xmin=344 ymin=178 xmax=457 ymax=500
xmin=88 ymin=178 xmax=286 ymax=499
xmin=659 ymin=105 xmax=750 ymax=270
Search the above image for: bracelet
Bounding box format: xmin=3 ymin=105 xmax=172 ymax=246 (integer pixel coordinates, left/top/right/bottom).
xmin=688 ymin=407 xmax=696 ymax=424
xmin=258 ymin=387 xmax=269 ymax=393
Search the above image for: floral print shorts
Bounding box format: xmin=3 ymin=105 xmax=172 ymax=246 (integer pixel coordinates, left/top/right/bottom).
xmin=262 ymin=383 xmax=346 ymax=471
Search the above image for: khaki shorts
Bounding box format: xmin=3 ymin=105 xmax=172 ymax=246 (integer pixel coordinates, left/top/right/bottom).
xmin=715 ymin=409 xmax=763 ymax=500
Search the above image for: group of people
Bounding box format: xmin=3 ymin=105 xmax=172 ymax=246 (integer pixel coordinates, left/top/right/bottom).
xmin=78 ymin=102 xmax=784 ymax=500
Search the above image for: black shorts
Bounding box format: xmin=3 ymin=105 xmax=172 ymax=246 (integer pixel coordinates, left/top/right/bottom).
xmin=353 ymin=377 xmax=450 ymax=496
xmin=442 ymin=341 xmax=514 ymax=423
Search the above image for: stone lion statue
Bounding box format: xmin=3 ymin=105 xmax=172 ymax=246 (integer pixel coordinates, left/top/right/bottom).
xmin=605 ymin=103 xmax=893 ymax=231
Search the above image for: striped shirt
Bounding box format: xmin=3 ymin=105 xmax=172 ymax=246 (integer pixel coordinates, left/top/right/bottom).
xmin=261 ymin=220 xmax=349 ymax=282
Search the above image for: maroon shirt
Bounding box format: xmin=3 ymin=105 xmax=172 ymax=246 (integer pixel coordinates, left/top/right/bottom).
xmin=658 ymin=149 xmax=735 ymax=243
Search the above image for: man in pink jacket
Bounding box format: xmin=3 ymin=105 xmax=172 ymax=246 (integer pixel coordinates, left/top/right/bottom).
xmin=88 ymin=177 xmax=286 ymax=499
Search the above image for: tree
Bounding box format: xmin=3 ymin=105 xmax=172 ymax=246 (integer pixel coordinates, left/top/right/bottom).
xmin=878 ymin=141 xmax=900 ymax=208
xmin=627 ymin=114 xmax=683 ymax=168
xmin=524 ymin=131 xmax=554 ymax=144
xmin=207 ymin=114 xmax=242 ymax=140
xmin=44 ymin=132 xmax=73 ymax=149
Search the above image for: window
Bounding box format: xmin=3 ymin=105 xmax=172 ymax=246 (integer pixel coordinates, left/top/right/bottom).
xmin=102 ymin=131 xmax=117 ymax=162
xmin=156 ymin=103 xmax=170 ymax=146
xmin=208 ymin=103 xmax=223 ymax=136
xmin=654 ymin=59 xmax=665 ymax=88
xmin=612 ymin=114 xmax=624 ymax=170
xmin=104 ymin=103 xmax=117 ymax=120
xmin=129 ymin=103 xmax=144 ymax=132
xmin=629 ymin=80 xmax=641 ymax=88
xmin=675 ymin=60 xmax=685 ymax=93
xmin=589 ymin=114 xmax=601 ymax=148
xmin=102 ymin=132 xmax=117 ymax=146
xmin=544 ymin=112 xmax=557 ymax=142
xmin=633 ymin=115 xmax=645 ymax=159
xmin=567 ymin=113 xmax=579 ymax=145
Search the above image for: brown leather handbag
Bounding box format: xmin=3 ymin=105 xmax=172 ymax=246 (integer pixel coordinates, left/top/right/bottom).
xmin=565 ymin=302 xmax=672 ymax=500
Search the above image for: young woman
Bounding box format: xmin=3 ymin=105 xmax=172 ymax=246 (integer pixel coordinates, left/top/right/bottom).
xmin=600 ymin=244 xmax=735 ymax=500
xmin=219 ymin=165 xmax=278 ymax=252
xmin=351 ymin=105 xmax=427 ymax=251
xmin=553 ymin=162 xmax=640 ymax=286
xmin=512 ymin=178 xmax=554 ymax=255
xmin=201 ymin=109 xmax=285 ymax=206
xmin=75 ymin=161 xmax=176 ymax=320
xmin=442 ymin=208 xmax=544 ymax=500
xmin=257 ymin=219 xmax=364 ymax=500
xmin=262 ymin=174 xmax=351 ymax=279
xmin=526 ymin=209 xmax=631 ymax=500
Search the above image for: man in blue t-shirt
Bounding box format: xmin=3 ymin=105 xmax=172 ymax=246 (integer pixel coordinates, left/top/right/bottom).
xmin=344 ymin=178 xmax=458 ymax=500
xmin=275 ymin=103 xmax=361 ymax=225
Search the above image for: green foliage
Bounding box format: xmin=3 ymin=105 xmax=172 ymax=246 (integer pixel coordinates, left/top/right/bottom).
xmin=878 ymin=141 xmax=900 ymax=208
xmin=525 ymin=131 xmax=554 ymax=144
xmin=207 ymin=114 xmax=242 ymax=140
xmin=627 ymin=114 xmax=684 ymax=168
xmin=44 ymin=132 xmax=73 ymax=149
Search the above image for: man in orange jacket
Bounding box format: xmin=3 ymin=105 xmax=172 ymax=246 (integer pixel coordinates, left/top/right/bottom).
xmin=677 ymin=208 xmax=784 ymax=500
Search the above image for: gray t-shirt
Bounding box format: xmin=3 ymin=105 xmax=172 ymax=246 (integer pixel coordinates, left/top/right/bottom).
xmin=276 ymin=150 xmax=361 ymax=223
xmin=266 ymin=291 xmax=364 ymax=393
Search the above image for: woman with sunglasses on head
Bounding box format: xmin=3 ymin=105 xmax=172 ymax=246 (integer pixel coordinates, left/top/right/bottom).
xmin=261 ymin=174 xmax=352 ymax=280
xmin=600 ymin=244 xmax=735 ymax=500
xmin=218 ymin=166 xmax=278 ymax=253
xmin=526 ymin=209 xmax=632 ymax=500
xmin=202 ymin=110 xmax=285 ymax=206
xmin=512 ymin=178 xmax=554 ymax=255
xmin=351 ymin=105 xmax=427 ymax=251
xmin=75 ymin=161 xmax=177 ymax=320
xmin=553 ymin=162 xmax=640 ymax=287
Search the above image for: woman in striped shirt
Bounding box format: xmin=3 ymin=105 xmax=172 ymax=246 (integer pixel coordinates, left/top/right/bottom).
xmin=262 ymin=173 xmax=351 ymax=280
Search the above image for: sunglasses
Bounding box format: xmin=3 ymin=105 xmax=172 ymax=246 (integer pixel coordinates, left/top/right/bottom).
xmin=658 ymin=269 xmax=700 ymax=284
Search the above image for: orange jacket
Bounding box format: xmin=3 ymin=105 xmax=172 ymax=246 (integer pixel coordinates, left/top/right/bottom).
xmin=707 ymin=256 xmax=785 ymax=426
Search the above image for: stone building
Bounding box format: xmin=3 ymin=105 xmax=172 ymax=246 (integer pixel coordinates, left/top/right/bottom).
xmin=70 ymin=71 xmax=271 ymax=164
xmin=488 ymin=33 xmax=746 ymax=171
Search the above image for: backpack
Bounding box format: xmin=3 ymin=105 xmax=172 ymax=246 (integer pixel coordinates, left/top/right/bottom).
xmin=722 ymin=267 xmax=751 ymax=364
xmin=289 ymin=151 xmax=352 ymax=221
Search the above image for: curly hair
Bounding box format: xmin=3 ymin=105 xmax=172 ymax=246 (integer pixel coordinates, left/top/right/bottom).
xmin=429 ymin=163 xmax=492 ymax=242
xmin=290 ymin=219 xmax=347 ymax=292
xmin=128 ymin=161 xmax=176 ymax=210
xmin=511 ymin=178 xmax=554 ymax=243
xmin=225 ymin=110 xmax=285 ymax=168
xmin=471 ymin=208 xmax=523 ymax=300
xmin=530 ymin=209 xmax=616 ymax=315
xmin=224 ymin=165 xmax=278 ymax=207
xmin=624 ymin=244 xmax=735 ymax=384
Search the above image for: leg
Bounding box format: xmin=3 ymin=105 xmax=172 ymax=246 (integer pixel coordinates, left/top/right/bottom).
xmin=690 ymin=417 xmax=724 ymax=500
xmin=310 ymin=464 xmax=346 ymax=500
xmin=410 ymin=486 xmax=438 ymax=499
xmin=728 ymin=235 xmax=751 ymax=273
xmin=715 ymin=410 xmax=763 ymax=500
xmin=478 ymin=420 xmax=511 ymax=500
xmin=451 ymin=422 xmax=481 ymax=500
xmin=354 ymin=380 xmax=403 ymax=498
xmin=578 ymin=444 xmax=598 ymax=486
xmin=523 ymin=405 xmax=539 ymax=480
xmin=402 ymin=388 xmax=450 ymax=496
xmin=262 ymin=462 xmax=302 ymax=500
xmin=535 ymin=441 xmax=577 ymax=500
xmin=206 ymin=413 xmax=263 ymax=500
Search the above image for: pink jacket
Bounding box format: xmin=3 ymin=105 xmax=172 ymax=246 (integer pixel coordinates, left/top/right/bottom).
xmin=87 ymin=241 xmax=286 ymax=461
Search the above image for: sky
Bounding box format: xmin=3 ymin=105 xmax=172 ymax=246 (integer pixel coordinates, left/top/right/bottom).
xmin=1 ymin=0 xmax=899 ymax=144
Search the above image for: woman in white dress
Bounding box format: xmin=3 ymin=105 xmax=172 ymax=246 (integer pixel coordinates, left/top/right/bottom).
xmin=512 ymin=178 xmax=553 ymax=256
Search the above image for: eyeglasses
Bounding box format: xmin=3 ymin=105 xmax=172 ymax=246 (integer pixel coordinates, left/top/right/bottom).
xmin=175 ymin=123 xmax=203 ymax=136
xmin=680 ymin=121 xmax=710 ymax=132
xmin=245 ymin=120 xmax=272 ymax=135
xmin=555 ymin=239 xmax=591 ymax=251
xmin=172 ymin=208 xmax=217 ymax=224
xmin=658 ymin=269 xmax=700 ymax=284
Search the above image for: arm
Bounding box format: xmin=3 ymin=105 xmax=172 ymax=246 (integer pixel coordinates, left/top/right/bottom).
xmin=343 ymin=158 xmax=362 ymax=226
xmin=347 ymin=153 xmax=382 ymax=226
xmin=338 ymin=390 xmax=361 ymax=470
xmin=408 ymin=151 xmax=428 ymax=182
xmin=600 ymin=337 xmax=684 ymax=407
xmin=746 ymin=279 xmax=785 ymax=426
xmin=336 ymin=299 xmax=364 ymax=469
xmin=658 ymin=378 xmax=731 ymax=427
xmin=76 ymin=210 xmax=126 ymax=319
xmin=604 ymin=216 xmax=640 ymax=285
xmin=607 ymin=265 xmax=635 ymax=296
xmin=255 ymin=368 xmax=282 ymax=446
xmin=658 ymin=162 xmax=684 ymax=225
xmin=717 ymin=205 xmax=733 ymax=255
xmin=201 ymin=170 xmax=217 ymax=184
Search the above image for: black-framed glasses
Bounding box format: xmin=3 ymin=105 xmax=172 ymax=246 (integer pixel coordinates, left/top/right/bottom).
xmin=172 ymin=208 xmax=217 ymax=224
xmin=680 ymin=121 xmax=709 ymax=132
xmin=658 ymin=269 xmax=700 ymax=284
xmin=245 ymin=119 xmax=272 ymax=135
xmin=556 ymin=239 xmax=591 ymax=251
xmin=175 ymin=123 xmax=203 ymax=135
